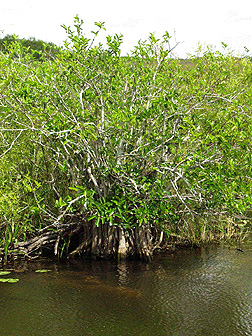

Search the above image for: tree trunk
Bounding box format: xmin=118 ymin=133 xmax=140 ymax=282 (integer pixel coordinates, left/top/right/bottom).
xmin=16 ymin=220 xmax=164 ymax=261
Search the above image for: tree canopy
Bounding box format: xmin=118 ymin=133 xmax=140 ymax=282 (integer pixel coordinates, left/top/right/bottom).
xmin=0 ymin=34 xmax=59 ymax=60
xmin=0 ymin=16 xmax=251 ymax=260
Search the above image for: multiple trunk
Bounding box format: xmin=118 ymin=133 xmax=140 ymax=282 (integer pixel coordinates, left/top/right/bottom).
xmin=15 ymin=220 xmax=164 ymax=261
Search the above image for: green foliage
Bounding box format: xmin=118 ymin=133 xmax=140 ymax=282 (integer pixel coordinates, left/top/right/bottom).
xmin=0 ymin=278 xmax=19 ymax=283
xmin=0 ymin=271 xmax=19 ymax=283
xmin=0 ymin=271 xmax=11 ymax=275
xmin=0 ymin=34 xmax=59 ymax=60
xmin=0 ymin=17 xmax=251 ymax=252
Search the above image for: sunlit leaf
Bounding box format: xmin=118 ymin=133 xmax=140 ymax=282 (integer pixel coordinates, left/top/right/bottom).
xmin=0 ymin=278 xmax=19 ymax=283
xmin=0 ymin=271 xmax=11 ymax=276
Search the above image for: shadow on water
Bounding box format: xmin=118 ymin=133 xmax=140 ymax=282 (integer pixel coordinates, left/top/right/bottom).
xmin=1 ymin=244 xmax=252 ymax=335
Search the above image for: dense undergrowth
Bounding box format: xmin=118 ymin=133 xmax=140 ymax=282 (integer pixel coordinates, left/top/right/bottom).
xmin=0 ymin=16 xmax=251 ymax=260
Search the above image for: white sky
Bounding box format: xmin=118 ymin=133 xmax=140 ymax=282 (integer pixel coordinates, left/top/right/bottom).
xmin=0 ymin=0 xmax=251 ymax=58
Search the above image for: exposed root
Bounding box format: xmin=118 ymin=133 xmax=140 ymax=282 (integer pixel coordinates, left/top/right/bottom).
xmin=14 ymin=220 xmax=165 ymax=261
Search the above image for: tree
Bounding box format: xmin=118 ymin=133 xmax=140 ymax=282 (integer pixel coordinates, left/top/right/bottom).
xmin=0 ymin=17 xmax=251 ymax=260
xmin=0 ymin=34 xmax=59 ymax=60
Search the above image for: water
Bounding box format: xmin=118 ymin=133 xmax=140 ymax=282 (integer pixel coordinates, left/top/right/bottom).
xmin=0 ymin=244 xmax=252 ymax=336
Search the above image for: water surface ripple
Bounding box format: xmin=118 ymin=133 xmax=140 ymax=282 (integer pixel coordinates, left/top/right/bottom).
xmin=0 ymin=245 xmax=252 ymax=335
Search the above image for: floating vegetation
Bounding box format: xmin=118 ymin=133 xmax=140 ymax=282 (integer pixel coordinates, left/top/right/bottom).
xmin=0 ymin=278 xmax=19 ymax=283
xmin=0 ymin=271 xmax=11 ymax=276
xmin=35 ymin=269 xmax=51 ymax=273
xmin=0 ymin=271 xmax=19 ymax=283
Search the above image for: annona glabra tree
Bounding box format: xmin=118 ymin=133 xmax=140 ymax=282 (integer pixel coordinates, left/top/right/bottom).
xmin=0 ymin=16 xmax=251 ymax=260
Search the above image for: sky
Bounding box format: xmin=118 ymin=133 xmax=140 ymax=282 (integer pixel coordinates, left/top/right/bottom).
xmin=0 ymin=0 xmax=251 ymax=58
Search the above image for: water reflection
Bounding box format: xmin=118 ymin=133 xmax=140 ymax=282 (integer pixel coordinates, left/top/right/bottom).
xmin=117 ymin=260 xmax=129 ymax=286
xmin=0 ymin=245 xmax=252 ymax=335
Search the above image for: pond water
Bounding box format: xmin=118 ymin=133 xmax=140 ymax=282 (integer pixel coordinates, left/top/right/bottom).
xmin=0 ymin=243 xmax=252 ymax=336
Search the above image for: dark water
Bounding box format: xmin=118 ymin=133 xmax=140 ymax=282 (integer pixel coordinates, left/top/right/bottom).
xmin=1 ymin=244 xmax=252 ymax=336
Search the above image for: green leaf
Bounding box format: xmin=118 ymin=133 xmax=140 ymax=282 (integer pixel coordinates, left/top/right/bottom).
xmin=6 ymin=278 xmax=19 ymax=283
xmin=0 ymin=278 xmax=19 ymax=283
xmin=0 ymin=271 xmax=11 ymax=276
xmin=35 ymin=269 xmax=51 ymax=273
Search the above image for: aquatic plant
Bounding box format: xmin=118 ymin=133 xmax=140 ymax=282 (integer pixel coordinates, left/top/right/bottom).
xmin=0 ymin=278 xmax=19 ymax=283
xmin=0 ymin=271 xmax=19 ymax=283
